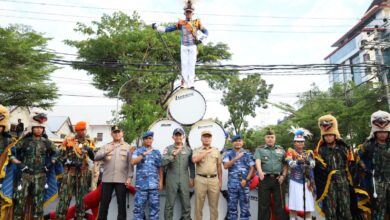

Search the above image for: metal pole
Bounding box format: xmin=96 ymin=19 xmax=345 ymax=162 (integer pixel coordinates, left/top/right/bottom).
xmin=377 ymin=46 xmax=390 ymax=110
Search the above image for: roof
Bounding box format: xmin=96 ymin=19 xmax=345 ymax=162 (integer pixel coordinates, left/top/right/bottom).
xmin=366 ymin=0 xmax=386 ymax=12
xmin=47 ymin=116 xmax=73 ymax=133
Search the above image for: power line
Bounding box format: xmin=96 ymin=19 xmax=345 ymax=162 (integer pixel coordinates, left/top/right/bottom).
xmin=0 ymin=8 xmax=361 ymax=28
xmin=0 ymin=0 xmax=366 ymax=20
xmin=0 ymin=14 xmax=347 ymax=34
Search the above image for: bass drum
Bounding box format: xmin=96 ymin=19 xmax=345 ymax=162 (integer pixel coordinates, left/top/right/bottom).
xmin=188 ymin=120 xmax=227 ymax=151
xmin=149 ymin=119 xmax=184 ymax=153
xmin=167 ymin=88 xmax=206 ymax=126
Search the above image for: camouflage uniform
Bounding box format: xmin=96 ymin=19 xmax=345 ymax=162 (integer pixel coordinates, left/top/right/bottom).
xmin=132 ymin=146 xmax=161 ymax=220
xmin=161 ymin=144 xmax=195 ymax=220
xmin=314 ymin=140 xmax=352 ymax=220
xmin=223 ymin=148 xmax=254 ymax=220
xmin=55 ymin=136 xmax=94 ymax=220
xmin=358 ymin=140 xmax=390 ymax=220
xmin=11 ymin=135 xmax=58 ymax=220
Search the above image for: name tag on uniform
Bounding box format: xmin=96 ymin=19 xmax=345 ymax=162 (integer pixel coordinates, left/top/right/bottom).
xmin=264 ymin=156 xmax=269 ymax=160
xmin=181 ymin=151 xmax=187 ymax=155
xmin=275 ymin=149 xmax=283 ymax=154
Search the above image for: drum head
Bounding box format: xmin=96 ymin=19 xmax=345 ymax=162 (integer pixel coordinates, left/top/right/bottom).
xmin=188 ymin=120 xmax=227 ymax=151
xmin=168 ymin=89 xmax=206 ymax=125
xmin=149 ymin=119 xmax=184 ymax=153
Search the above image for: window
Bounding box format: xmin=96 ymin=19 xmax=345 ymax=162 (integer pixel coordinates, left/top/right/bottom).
xmin=96 ymin=133 xmax=103 ymax=142
xmin=60 ymin=134 xmax=66 ymax=139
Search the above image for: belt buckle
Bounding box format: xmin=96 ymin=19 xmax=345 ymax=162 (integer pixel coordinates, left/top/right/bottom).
xmin=269 ymin=174 xmax=275 ymax=178
xmin=207 ymin=175 xmax=211 ymax=178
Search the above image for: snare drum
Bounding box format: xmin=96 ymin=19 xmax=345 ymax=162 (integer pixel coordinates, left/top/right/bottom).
xmin=149 ymin=119 xmax=184 ymax=152
xmin=168 ymin=88 xmax=206 ymax=125
xmin=188 ymin=120 xmax=227 ymax=151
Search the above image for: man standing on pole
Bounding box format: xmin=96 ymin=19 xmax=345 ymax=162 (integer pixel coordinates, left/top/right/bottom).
xmin=255 ymin=128 xmax=287 ymax=220
xmin=161 ymin=128 xmax=195 ymax=220
xmin=152 ymin=0 xmax=209 ymax=89
xmin=223 ymin=134 xmax=255 ymax=220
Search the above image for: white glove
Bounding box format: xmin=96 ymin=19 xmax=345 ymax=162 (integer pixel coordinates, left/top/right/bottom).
xmin=156 ymin=26 xmax=166 ymax=33
xmin=196 ymin=30 xmax=207 ymax=42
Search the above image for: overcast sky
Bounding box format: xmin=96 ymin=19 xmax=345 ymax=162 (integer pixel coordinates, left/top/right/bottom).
xmin=1 ymin=0 xmax=372 ymax=126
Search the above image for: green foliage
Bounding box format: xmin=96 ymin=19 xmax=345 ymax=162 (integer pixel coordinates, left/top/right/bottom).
xmin=0 ymin=24 xmax=58 ymax=108
xmin=260 ymin=82 xmax=388 ymax=149
xmin=65 ymin=12 xmax=236 ymax=143
xmin=221 ymin=74 xmax=273 ymax=134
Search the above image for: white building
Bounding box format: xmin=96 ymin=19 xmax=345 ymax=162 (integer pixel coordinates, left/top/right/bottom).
xmin=88 ymin=124 xmax=112 ymax=148
xmin=325 ymin=0 xmax=390 ymax=85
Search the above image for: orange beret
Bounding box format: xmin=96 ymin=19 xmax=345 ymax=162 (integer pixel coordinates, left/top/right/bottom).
xmin=75 ymin=121 xmax=87 ymax=131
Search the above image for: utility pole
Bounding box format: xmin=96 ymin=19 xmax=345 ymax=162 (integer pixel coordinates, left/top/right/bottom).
xmin=375 ymin=28 xmax=390 ymax=110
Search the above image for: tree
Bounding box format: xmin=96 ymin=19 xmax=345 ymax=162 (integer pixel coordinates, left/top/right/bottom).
xmin=221 ymin=74 xmax=273 ymax=134
xmin=65 ymin=12 xmax=236 ymax=142
xmin=0 ymin=24 xmax=58 ymax=108
xmin=264 ymin=81 xmax=388 ymax=149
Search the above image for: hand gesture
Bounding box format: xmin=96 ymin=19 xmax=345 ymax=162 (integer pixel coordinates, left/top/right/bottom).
xmin=143 ymin=148 xmax=154 ymax=156
xmin=234 ymin=152 xmax=245 ymax=161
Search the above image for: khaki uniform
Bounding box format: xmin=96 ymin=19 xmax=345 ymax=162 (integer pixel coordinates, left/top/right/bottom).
xmin=94 ymin=141 xmax=133 ymax=220
xmin=193 ymin=146 xmax=221 ymax=220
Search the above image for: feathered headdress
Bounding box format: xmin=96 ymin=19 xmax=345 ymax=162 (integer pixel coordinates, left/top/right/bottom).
xmin=183 ymin=0 xmax=197 ymax=11
xmin=289 ymin=126 xmax=312 ymax=141
xmin=368 ymin=110 xmax=390 ymax=139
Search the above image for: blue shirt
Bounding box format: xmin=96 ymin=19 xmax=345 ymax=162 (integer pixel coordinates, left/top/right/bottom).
xmin=133 ymin=146 xmax=161 ymax=190
xmin=223 ymin=148 xmax=255 ymax=187
xmin=165 ymin=19 xmax=209 ymax=46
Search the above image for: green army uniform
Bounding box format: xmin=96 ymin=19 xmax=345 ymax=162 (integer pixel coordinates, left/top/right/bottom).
xmin=56 ymin=137 xmax=95 ymax=220
xmin=161 ymin=144 xmax=195 ymax=220
xmin=255 ymin=145 xmax=286 ymax=220
xmin=12 ymin=135 xmax=58 ymax=220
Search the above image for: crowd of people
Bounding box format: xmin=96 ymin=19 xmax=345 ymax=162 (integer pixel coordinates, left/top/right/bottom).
xmin=0 ymin=104 xmax=389 ymax=220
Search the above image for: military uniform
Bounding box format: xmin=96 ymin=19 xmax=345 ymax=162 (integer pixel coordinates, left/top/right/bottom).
xmin=95 ymin=140 xmax=133 ymax=220
xmin=11 ymin=135 xmax=58 ymax=219
xmin=161 ymin=144 xmax=195 ymax=220
xmin=223 ymin=148 xmax=254 ymax=220
xmin=255 ymin=144 xmax=286 ymax=220
xmin=193 ymin=146 xmax=221 ymax=220
xmin=133 ymin=146 xmax=161 ymax=220
xmin=55 ymin=135 xmax=95 ymax=220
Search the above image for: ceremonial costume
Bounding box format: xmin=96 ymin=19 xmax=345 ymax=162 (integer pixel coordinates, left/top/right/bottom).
xmin=285 ymin=127 xmax=315 ymax=220
xmin=55 ymin=121 xmax=95 ymax=220
xmin=153 ymin=0 xmax=208 ymax=88
xmin=314 ymin=115 xmax=356 ymax=220
xmin=357 ymin=110 xmax=390 ymax=220
xmin=0 ymin=105 xmax=16 ymax=219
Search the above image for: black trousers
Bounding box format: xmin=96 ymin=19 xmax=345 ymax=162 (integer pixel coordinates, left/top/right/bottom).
xmin=258 ymin=176 xmax=286 ymax=220
xmin=98 ymin=182 xmax=127 ymax=220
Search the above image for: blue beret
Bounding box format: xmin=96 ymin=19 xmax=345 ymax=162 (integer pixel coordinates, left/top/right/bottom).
xmin=143 ymin=131 xmax=154 ymax=139
xmin=231 ymin=134 xmax=242 ymax=142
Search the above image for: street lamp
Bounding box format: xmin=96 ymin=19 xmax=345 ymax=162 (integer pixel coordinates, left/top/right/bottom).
xmin=115 ymin=79 xmax=132 ymax=123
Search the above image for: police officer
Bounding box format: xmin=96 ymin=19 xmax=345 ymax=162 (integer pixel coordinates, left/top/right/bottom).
xmin=192 ymin=130 xmax=222 ymax=220
xmin=131 ymin=131 xmax=163 ymax=220
xmin=56 ymin=121 xmax=95 ymax=220
xmin=223 ymin=134 xmax=255 ymax=220
xmin=357 ymin=110 xmax=390 ymax=220
xmin=255 ymin=128 xmax=287 ymax=220
xmin=95 ymin=125 xmax=133 ymax=220
xmin=161 ymin=128 xmax=195 ymax=220
xmin=12 ymin=111 xmax=59 ymax=220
